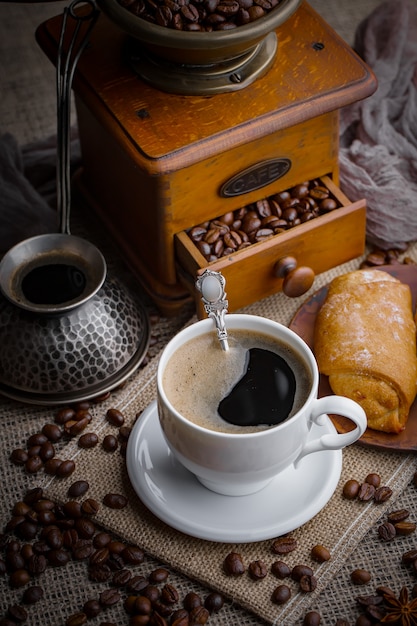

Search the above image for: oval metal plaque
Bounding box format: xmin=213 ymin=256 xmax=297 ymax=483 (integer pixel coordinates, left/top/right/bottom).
xmin=220 ymin=158 xmax=292 ymax=198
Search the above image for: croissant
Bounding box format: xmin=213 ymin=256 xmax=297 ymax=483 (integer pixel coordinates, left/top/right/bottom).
xmin=314 ymin=269 xmax=417 ymax=434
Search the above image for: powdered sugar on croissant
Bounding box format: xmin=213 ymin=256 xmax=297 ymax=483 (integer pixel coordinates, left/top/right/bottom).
xmin=314 ymin=269 xmax=417 ymax=434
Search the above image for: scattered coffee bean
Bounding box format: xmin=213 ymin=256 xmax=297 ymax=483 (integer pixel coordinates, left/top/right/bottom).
xmin=204 ymin=592 xmax=224 ymax=613
xmin=56 ymin=460 xmax=76 ymax=478
xmin=387 ymin=509 xmax=410 ymax=523
xmin=81 ymin=499 xmax=100 ymax=517
xmin=106 ymin=408 xmax=125 ymax=427
xmin=271 ymin=560 xmax=291 ymax=578
xmin=374 ymin=486 xmax=393 ymax=503
xmin=394 ymin=521 xmax=416 ymax=535
xmin=148 ymin=567 xmax=170 ymax=584
xmin=102 ymin=493 xmax=128 ymax=510
xmin=291 ymin=564 xmax=314 ymax=581
xmin=303 ymin=611 xmax=321 ymax=625
xmin=271 ymin=536 xmax=297 ymax=554
xmin=78 ymin=432 xmax=99 ymax=449
xmin=223 ymin=552 xmax=245 ymax=576
xmin=342 ymin=479 xmax=360 ymax=500
xmin=351 ymin=569 xmax=372 ymax=585
xmin=83 ymin=599 xmax=101 ymax=619
xmin=102 ymin=434 xmax=118 ymax=452
xmin=358 ymin=482 xmax=375 ymax=502
xmin=248 ymin=559 xmax=268 ymax=580
xmin=65 ymin=612 xmax=88 ymax=626
xmin=21 ymin=584 xmax=43 ymax=605
xmin=7 ymin=604 xmax=28 ymax=623
xmin=311 ymin=544 xmax=331 ymax=562
xmin=68 ymin=480 xmax=90 ymax=499
xmin=299 ymin=574 xmax=317 ymax=592
xmin=271 ymin=584 xmax=291 ymax=605
xmin=378 ymin=522 xmax=396 ymax=542
xmin=364 ymin=473 xmax=381 ymax=488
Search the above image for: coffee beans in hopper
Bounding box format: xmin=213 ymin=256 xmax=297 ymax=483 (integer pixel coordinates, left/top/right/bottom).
xmin=118 ymin=0 xmax=285 ymax=31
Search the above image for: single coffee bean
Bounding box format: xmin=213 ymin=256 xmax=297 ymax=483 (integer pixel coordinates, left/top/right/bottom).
xmin=248 ymin=559 xmax=268 ymax=580
xmin=55 ymin=407 xmax=76 ymax=424
xmin=81 ymin=499 xmax=100 ymax=516
xmin=72 ymin=541 xmax=94 ymax=561
xmin=65 ymin=612 xmax=88 ymax=626
xmin=299 ymin=574 xmax=317 ymax=592
xmin=25 ymin=455 xmax=43 ymax=474
xmin=351 ymin=569 xmax=371 ymax=585
xmin=378 ymin=521 xmax=396 ymax=542
xmin=387 ymin=509 xmax=410 ymax=523
xmin=7 ymin=604 xmax=28 ymax=623
xmin=223 ymin=552 xmax=245 ymax=576
xmin=204 ymin=592 xmax=224 ymax=613
xmin=75 ymin=517 xmax=96 ymax=539
xmin=102 ymin=493 xmax=128 ymax=510
xmin=112 ymin=568 xmax=132 ymax=586
xmin=291 ymin=564 xmax=314 ymax=581
xmin=149 ymin=567 xmax=170 ymax=583
xmin=342 ymin=479 xmax=360 ymax=499
xmin=364 ymin=473 xmax=381 ymax=487
xmin=374 ymin=486 xmax=393 ymax=503
xmin=9 ymin=569 xmax=31 ymax=588
xmin=102 ymin=434 xmax=118 ymax=452
xmin=142 ymin=584 xmax=160 ymax=603
xmin=106 ymin=408 xmax=125 ymax=427
xmin=83 ymin=599 xmax=101 ymax=619
xmin=47 ymin=548 xmax=70 ymax=567
xmin=271 ymin=584 xmax=291 ymax=605
xmin=99 ymin=588 xmax=121 ymax=607
xmin=271 ymin=536 xmax=297 ymax=554
xmin=126 ymin=575 xmax=148 ymax=593
xmin=189 ymin=606 xmax=210 ymax=624
xmin=68 ymin=480 xmax=90 ymax=498
xmin=22 ymin=585 xmax=44 ymax=604
xmin=27 ymin=432 xmax=48 ymax=447
xmin=311 ymin=544 xmax=331 ymax=562
xmin=394 ymin=521 xmax=416 ymax=535
xmin=121 ymin=545 xmax=144 ymax=565
xmin=63 ymin=500 xmax=83 ymax=519
xmin=358 ymin=483 xmax=375 ymax=502
xmin=133 ymin=595 xmax=152 ymax=615
xmin=184 ymin=591 xmax=202 ymax=611
xmin=44 ymin=458 xmax=63 ymax=475
xmin=303 ymin=611 xmax=321 ymax=626
xmin=402 ymin=548 xmax=417 ymax=564
xmin=161 ymin=583 xmax=179 ymax=604
xmin=10 ymin=449 xmax=29 ymax=465
xmin=89 ymin=547 xmax=110 ymax=566
xmin=42 ymin=423 xmax=63 ymax=442
xmin=78 ymin=432 xmax=99 ymax=448
xmin=88 ymin=563 xmax=112 ymax=582
xmin=56 ymin=459 xmax=76 ymax=478
xmin=271 ymin=560 xmax=291 ymax=578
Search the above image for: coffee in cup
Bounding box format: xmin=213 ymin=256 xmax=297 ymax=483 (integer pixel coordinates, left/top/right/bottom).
xmin=162 ymin=328 xmax=312 ymax=434
xmin=157 ymin=314 xmax=367 ymax=496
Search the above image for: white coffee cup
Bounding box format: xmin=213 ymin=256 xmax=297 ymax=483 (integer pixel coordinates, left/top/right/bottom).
xmin=157 ymin=314 xmax=366 ymax=497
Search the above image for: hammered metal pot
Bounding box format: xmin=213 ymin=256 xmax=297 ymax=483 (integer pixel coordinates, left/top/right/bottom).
xmin=98 ymin=0 xmax=302 ymax=65
xmin=0 ymin=275 xmax=150 ymax=405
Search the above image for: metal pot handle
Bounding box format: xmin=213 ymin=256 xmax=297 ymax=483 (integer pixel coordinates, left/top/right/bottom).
xmin=56 ymin=0 xmax=100 ymax=234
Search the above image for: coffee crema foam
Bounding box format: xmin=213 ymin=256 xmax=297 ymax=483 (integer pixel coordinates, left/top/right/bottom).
xmin=162 ymin=329 xmax=312 ymax=434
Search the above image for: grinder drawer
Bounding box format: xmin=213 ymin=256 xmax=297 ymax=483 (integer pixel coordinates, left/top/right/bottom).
xmin=175 ymin=176 xmax=366 ymax=316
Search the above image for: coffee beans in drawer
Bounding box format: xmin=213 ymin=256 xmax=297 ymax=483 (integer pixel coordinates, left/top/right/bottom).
xmin=186 ymin=178 xmax=341 ymax=263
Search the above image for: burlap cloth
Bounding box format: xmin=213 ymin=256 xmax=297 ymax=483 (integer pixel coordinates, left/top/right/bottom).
xmin=1 ymin=229 xmax=417 ymax=624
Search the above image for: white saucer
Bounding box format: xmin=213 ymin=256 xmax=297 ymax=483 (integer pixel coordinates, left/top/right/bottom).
xmin=126 ymin=401 xmax=342 ymax=543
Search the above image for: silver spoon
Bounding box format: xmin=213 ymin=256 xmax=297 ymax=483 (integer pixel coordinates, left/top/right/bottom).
xmin=195 ymin=270 xmax=229 ymax=351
